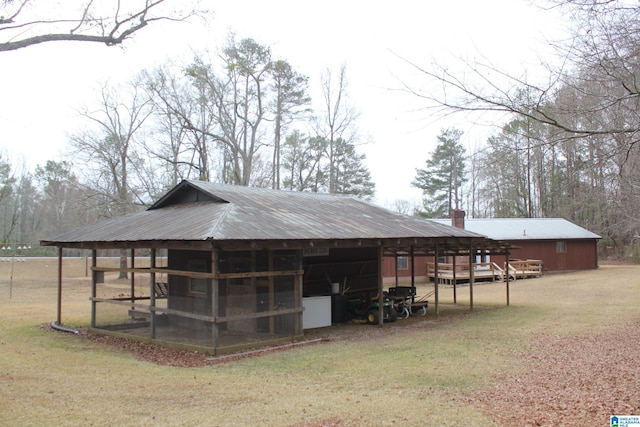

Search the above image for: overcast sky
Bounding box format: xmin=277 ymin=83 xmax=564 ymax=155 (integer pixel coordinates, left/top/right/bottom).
xmin=0 ymin=0 xmax=564 ymax=207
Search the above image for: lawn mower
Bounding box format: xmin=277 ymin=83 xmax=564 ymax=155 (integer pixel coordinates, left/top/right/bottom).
xmin=346 ymin=290 xmax=398 ymax=324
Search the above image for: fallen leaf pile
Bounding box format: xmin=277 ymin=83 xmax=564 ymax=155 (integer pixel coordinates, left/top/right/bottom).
xmin=468 ymin=318 xmax=640 ymax=425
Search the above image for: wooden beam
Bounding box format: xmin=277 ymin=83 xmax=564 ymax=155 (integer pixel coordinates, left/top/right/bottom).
xmin=90 ymin=266 xmax=303 ymax=280
xmin=94 ymin=298 xmax=303 ymax=323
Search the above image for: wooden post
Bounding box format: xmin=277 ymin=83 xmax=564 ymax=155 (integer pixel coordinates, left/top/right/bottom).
xmin=395 ymin=253 xmax=399 ymax=287
xmin=505 ymin=249 xmax=510 ymax=306
xmin=469 ymin=244 xmax=475 ymax=311
xmin=130 ymin=248 xmax=135 ymax=305
xmin=294 ymin=251 xmax=303 ymax=335
xmin=452 ymin=255 xmax=457 ymax=304
xmin=434 ymin=245 xmax=439 ymax=317
xmin=377 ymin=246 xmax=384 ymax=326
xmin=410 ymin=246 xmax=415 ymax=289
xmin=268 ymin=250 xmax=275 ymax=334
xmin=91 ymin=249 xmax=96 ymax=328
xmin=57 ymin=247 xmax=63 ymax=326
xmin=150 ymin=248 xmax=156 ymax=339
xmin=211 ymin=248 xmax=219 ymax=349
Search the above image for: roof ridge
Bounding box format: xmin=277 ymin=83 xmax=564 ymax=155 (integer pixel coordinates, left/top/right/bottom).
xmin=208 ymin=202 xmax=233 ymax=239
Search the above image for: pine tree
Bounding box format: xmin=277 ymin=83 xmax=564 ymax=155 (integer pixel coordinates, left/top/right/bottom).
xmin=412 ymin=128 xmax=467 ymax=217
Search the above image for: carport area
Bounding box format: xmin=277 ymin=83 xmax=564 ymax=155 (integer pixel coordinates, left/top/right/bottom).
xmin=42 ymin=180 xmax=511 ymax=355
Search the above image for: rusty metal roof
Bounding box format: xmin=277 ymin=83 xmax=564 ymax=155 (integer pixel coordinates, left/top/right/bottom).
xmin=42 ymin=180 xmax=486 ymax=246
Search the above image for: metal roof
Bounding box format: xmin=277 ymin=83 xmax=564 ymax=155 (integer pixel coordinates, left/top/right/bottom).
xmin=431 ymin=218 xmax=601 ymax=241
xmin=42 ymin=180 xmax=486 ymax=246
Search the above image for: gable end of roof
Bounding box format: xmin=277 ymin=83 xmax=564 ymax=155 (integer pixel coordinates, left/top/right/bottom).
xmin=148 ymin=180 xmax=228 ymax=210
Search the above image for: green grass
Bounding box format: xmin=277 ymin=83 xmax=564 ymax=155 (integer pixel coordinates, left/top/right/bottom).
xmin=1 ymin=263 xmax=639 ymax=426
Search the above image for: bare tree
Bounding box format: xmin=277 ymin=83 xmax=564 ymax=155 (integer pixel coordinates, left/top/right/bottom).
xmin=314 ymin=64 xmax=361 ymax=193
xmin=154 ymin=39 xmax=275 ymax=187
xmin=69 ymin=78 xmax=154 ymax=216
xmin=400 ymin=1 xmax=640 ymax=151
xmin=0 ymin=0 xmax=206 ymax=52
xmin=221 ymin=37 xmax=272 ymax=185
xmin=146 ymin=61 xmax=220 ymax=182
xmin=69 ymin=78 xmax=153 ymax=277
xmin=396 ymin=0 xmax=640 ymax=251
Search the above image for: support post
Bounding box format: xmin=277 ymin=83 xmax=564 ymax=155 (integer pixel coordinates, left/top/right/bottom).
xmin=394 ymin=253 xmax=399 ymax=287
xmin=434 ymin=245 xmax=439 ymax=317
xmin=410 ymin=246 xmax=415 ymax=289
xmin=57 ymin=247 xmax=63 ymax=326
xmin=91 ymin=249 xmax=96 ymax=328
xmin=211 ymin=248 xmax=219 ymax=348
xmin=505 ymin=249 xmax=511 ymax=306
xmin=130 ymin=248 xmax=135 ymax=305
xmin=150 ymin=248 xmax=156 ymax=339
xmin=377 ymin=246 xmax=384 ymax=326
xmin=294 ymin=251 xmax=303 ymax=335
xmin=469 ymin=245 xmax=475 ymax=310
xmin=452 ymin=255 xmax=457 ymax=304
xmin=268 ymin=250 xmax=275 ymax=334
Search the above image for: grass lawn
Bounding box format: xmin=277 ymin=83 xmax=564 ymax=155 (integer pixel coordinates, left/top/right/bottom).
xmin=1 ymin=259 xmax=638 ymax=426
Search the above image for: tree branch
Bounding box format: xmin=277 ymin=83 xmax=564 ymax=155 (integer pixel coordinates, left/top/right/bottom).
xmin=0 ymin=0 xmax=207 ymax=52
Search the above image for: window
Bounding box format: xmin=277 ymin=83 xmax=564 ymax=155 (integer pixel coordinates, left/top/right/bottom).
xmin=188 ymin=259 xmax=208 ymax=296
xmin=556 ymin=241 xmax=566 ymax=254
xmin=397 ymin=255 xmax=408 ymax=270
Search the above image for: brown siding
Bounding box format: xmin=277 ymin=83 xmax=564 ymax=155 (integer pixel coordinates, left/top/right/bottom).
xmin=491 ymin=239 xmax=598 ymax=271
xmin=382 ymin=238 xmax=598 ymax=278
xmin=383 ymin=254 xmax=429 ymax=282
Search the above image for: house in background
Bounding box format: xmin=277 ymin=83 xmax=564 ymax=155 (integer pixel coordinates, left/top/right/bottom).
xmin=383 ymin=212 xmax=600 ymax=283
xmin=431 ymin=215 xmax=601 ymax=271
xmin=41 ymin=181 xmax=509 ymax=355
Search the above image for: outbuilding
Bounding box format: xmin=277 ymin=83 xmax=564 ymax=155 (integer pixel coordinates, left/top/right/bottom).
xmin=432 ymin=216 xmax=601 ymax=271
xmin=41 ymin=181 xmax=510 ymax=355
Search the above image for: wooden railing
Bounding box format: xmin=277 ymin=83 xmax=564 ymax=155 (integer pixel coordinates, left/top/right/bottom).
xmin=426 ymin=259 xmax=543 ymax=284
xmin=505 ymin=259 xmax=543 ymax=280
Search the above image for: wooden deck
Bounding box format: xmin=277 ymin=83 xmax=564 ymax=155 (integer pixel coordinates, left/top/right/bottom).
xmin=506 ymin=260 xmax=543 ymax=280
xmin=426 ymin=260 xmax=543 ymax=285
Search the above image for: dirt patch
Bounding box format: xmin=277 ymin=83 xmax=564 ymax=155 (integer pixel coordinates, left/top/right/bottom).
xmin=467 ymin=318 xmax=640 ymax=425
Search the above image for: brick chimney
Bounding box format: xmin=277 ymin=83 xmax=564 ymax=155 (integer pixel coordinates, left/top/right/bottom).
xmin=451 ymin=209 xmax=466 ymax=229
